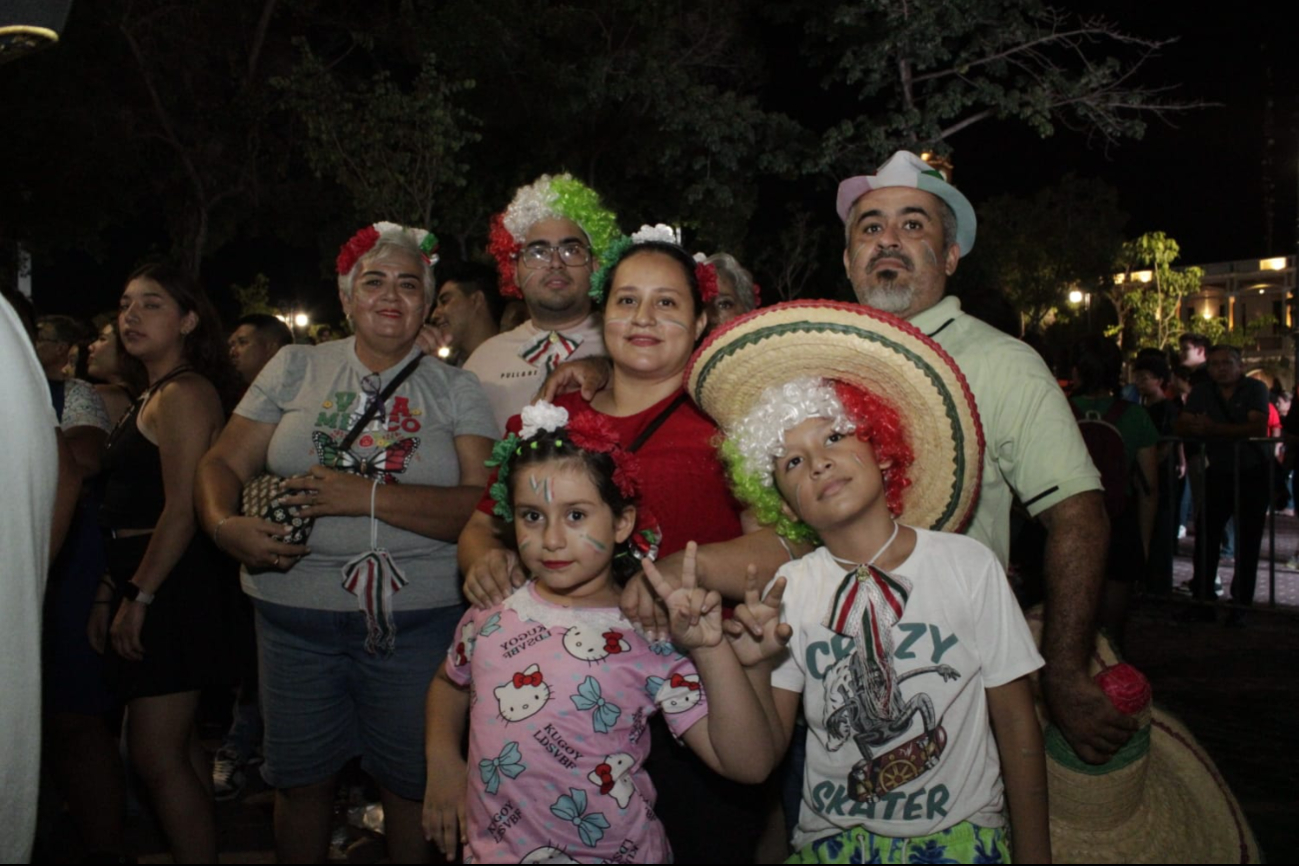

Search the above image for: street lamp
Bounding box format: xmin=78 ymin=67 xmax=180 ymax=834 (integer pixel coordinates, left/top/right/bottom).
xmin=294 ymin=312 xmax=309 ymax=328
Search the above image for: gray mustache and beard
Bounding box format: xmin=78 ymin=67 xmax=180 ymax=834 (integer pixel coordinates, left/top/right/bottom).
xmin=850 ymin=248 xmax=921 ymax=315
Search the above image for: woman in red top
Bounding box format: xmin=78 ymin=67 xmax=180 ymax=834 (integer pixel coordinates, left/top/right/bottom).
xmin=457 ymin=239 xmax=745 ymax=601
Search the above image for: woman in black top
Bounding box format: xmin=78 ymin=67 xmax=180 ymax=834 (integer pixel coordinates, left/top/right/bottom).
xmin=92 ymin=263 xmax=235 ymax=862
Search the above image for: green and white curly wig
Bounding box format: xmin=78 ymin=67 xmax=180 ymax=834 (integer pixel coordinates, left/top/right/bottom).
xmin=489 ymin=173 xmax=621 ymax=299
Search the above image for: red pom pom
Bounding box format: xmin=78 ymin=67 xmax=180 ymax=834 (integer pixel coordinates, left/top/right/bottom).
xmin=488 ymin=213 xmax=523 ymax=300
xmin=695 ymin=261 xmax=719 ymax=304
xmin=336 ymin=225 xmax=380 ymax=276
xmin=1094 ymin=663 xmax=1151 ymax=715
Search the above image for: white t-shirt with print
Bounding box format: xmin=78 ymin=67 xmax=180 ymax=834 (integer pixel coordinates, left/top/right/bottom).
xmin=771 ymin=529 xmax=1042 ymax=849
xmin=463 ymin=314 xmax=605 ymax=433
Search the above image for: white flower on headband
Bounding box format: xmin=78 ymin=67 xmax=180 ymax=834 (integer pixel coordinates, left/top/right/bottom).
xmin=519 ymin=401 xmax=569 ymax=440
xmin=631 ymin=223 xmax=680 ymax=245
xmin=692 ymin=252 xmax=707 ymax=263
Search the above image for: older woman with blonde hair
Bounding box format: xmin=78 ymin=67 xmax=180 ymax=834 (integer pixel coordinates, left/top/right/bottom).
xmin=196 ymin=222 xmax=496 ymax=863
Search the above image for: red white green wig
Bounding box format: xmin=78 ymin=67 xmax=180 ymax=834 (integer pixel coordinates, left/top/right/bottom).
xmin=336 ymin=221 xmax=440 ymax=303
xmin=720 ymin=376 xmax=915 ymax=543
xmin=488 ymin=173 xmax=621 ymax=300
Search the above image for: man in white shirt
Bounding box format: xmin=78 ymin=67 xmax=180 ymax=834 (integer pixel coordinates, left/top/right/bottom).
xmin=464 ymin=173 xmax=619 ymax=431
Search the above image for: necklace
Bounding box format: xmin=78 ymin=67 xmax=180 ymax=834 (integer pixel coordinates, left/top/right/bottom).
xmin=832 ymin=520 xmax=900 ymax=571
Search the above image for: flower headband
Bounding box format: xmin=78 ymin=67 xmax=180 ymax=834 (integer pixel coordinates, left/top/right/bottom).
xmin=488 ymin=174 xmax=621 ymax=300
xmin=486 ymin=401 xmax=644 ymax=521
xmin=589 ymin=224 xmax=720 ymax=305
xmin=336 ymin=221 xmax=439 ymax=276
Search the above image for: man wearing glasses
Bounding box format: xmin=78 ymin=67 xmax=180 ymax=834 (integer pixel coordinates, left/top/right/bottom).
xmin=464 ymin=173 xmax=619 ymax=432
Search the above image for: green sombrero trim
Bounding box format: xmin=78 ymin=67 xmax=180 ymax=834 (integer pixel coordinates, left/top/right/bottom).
xmin=694 ymin=319 xmax=969 ymax=531
xmin=1045 ymin=722 xmax=1150 ymax=775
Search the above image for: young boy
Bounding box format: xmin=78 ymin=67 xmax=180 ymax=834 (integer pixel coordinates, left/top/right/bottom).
xmin=687 ymin=301 xmax=1051 ymax=863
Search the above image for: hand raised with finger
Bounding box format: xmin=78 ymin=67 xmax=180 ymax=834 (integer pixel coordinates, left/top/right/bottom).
xmin=642 ymin=542 xmax=724 ymax=651
xmin=724 ymin=566 xmax=792 ymax=667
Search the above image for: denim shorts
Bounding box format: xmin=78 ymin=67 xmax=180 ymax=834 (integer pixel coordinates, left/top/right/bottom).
xmin=254 ymin=599 xmax=464 ymax=800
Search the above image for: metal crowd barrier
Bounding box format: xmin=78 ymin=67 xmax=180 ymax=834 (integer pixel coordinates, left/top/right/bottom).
xmin=1157 ymin=435 xmax=1285 ymax=608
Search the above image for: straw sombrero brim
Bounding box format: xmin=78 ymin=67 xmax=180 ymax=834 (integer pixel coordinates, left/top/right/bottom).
xmin=685 ymin=300 xmax=984 ymax=533
xmin=1022 ymin=608 xmax=1261 ymax=864
xmin=1048 ymin=711 xmax=1260 ymax=864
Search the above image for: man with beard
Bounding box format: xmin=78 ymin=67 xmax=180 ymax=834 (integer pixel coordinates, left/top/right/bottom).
xmin=464 ymin=173 xmax=620 ymax=431
xmin=835 ymin=151 xmax=1130 ymax=764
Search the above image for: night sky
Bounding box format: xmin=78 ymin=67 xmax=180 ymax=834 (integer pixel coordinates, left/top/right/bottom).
xmin=10 ymin=4 xmax=1297 ymax=320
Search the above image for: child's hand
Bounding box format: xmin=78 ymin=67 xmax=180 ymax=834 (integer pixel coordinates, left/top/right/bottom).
xmin=423 ymin=754 xmax=468 ymax=861
xmin=643 ymin=541 xmax=724 ymax=651
xmin=724 ymin=566 xmax=792 ymax=667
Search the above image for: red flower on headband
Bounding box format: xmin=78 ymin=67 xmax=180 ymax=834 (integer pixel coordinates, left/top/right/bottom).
xmin=488 ymin=213 xmax=523 ymax=299
xmin=336 ymin=225 xmax=381 ymax=275
xmin=610 ymin=450 xmax=642 ymax=500
xmin=695 ymin=261 xmax=719 ymax=304
xmin=568 ymin=410 xmax=619 ymax=454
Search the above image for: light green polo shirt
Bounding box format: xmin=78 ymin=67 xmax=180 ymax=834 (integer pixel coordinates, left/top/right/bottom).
xmin=908 ymin=296 xmax=1102 ymax=566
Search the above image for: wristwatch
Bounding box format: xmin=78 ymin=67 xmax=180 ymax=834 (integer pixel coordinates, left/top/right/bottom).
xmin=122 ymin=582 xmax=156 ymax=606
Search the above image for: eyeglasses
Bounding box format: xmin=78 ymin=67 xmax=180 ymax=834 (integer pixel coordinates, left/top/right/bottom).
xmin=518 ymin=242 xmax=592 ymax=269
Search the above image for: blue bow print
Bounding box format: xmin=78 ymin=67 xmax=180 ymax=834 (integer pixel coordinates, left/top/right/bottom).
xmin=570 ymin=676 xmax=621 ymax=734
xmin=550 ymin=788 xmax=610 ymax=848
xmin=478 ymin=741 xmax=526 ymax=795
xmin=478 ymin=612 xmax=502 ymax=637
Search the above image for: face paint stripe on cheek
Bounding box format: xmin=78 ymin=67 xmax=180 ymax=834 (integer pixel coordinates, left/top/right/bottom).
xmin=581 ymin=534 xmax=608 ymax=553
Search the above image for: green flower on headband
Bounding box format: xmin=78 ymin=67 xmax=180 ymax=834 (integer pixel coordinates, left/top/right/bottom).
xmin=590 ymin=234 xmax=636 ymax=302
xmin=486 ymin=433 xmax=521 ymax=522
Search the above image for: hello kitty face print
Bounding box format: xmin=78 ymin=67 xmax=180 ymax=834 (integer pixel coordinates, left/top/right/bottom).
xmin=495 ymin=664 xmax=551 ymax=723
xmin=562 ymin=624 xmax=631 ymax=663
xmin=646 ymin=673 xmax=704 ymax=714
xmin=587 ymin=752 xmax=636 ymax=808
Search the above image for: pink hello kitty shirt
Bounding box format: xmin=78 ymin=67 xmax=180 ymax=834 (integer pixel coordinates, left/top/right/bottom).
xmin=445 ymin=581 xmax=710 ymax=864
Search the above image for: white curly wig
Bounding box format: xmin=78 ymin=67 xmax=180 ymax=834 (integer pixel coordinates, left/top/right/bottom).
xmin=729 ymin=376 xmax=856 ymax=486
xmin=503 ymin=173 xmax=578 ymax=242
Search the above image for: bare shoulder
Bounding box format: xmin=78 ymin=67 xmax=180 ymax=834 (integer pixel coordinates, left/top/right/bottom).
xmin=143 ymin=371 xmax=224 ymax=436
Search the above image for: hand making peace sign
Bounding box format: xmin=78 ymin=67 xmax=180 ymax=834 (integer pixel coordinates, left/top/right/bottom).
xmin=641 ymin=541 xmax=724 ymax=651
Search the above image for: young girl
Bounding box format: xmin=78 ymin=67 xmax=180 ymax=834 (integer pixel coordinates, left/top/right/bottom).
xmin=422 ymin=401 xmax=776 ymax=863
xmin=688 ymin=302 xmax=1051 ymax=863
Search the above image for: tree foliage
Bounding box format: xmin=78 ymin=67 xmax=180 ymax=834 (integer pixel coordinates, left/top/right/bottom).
xmin=274 ymin=45 xmax=479 ymax=236
xmin=959 ymin=174 xmax=1125 ymax=334
xmin=1105 ymin=231 xmax=1202 ymax=350
xmin=800 ymin=0 xmax=1202 ymax=174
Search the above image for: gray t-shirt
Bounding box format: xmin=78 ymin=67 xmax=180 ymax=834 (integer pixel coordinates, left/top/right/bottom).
xmin=235 ymin=338 xmax=497 ymax=612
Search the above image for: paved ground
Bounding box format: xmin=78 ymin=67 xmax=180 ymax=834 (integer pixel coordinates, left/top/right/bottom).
xmin=37 ymin=516 xmax=1299 ymax=863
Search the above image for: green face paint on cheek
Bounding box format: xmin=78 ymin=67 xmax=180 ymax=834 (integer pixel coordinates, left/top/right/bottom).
xmin=519 ymin=540 xmax=532 ymax=551
xmin=581 ymin=534 xmax=608 ymax=553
